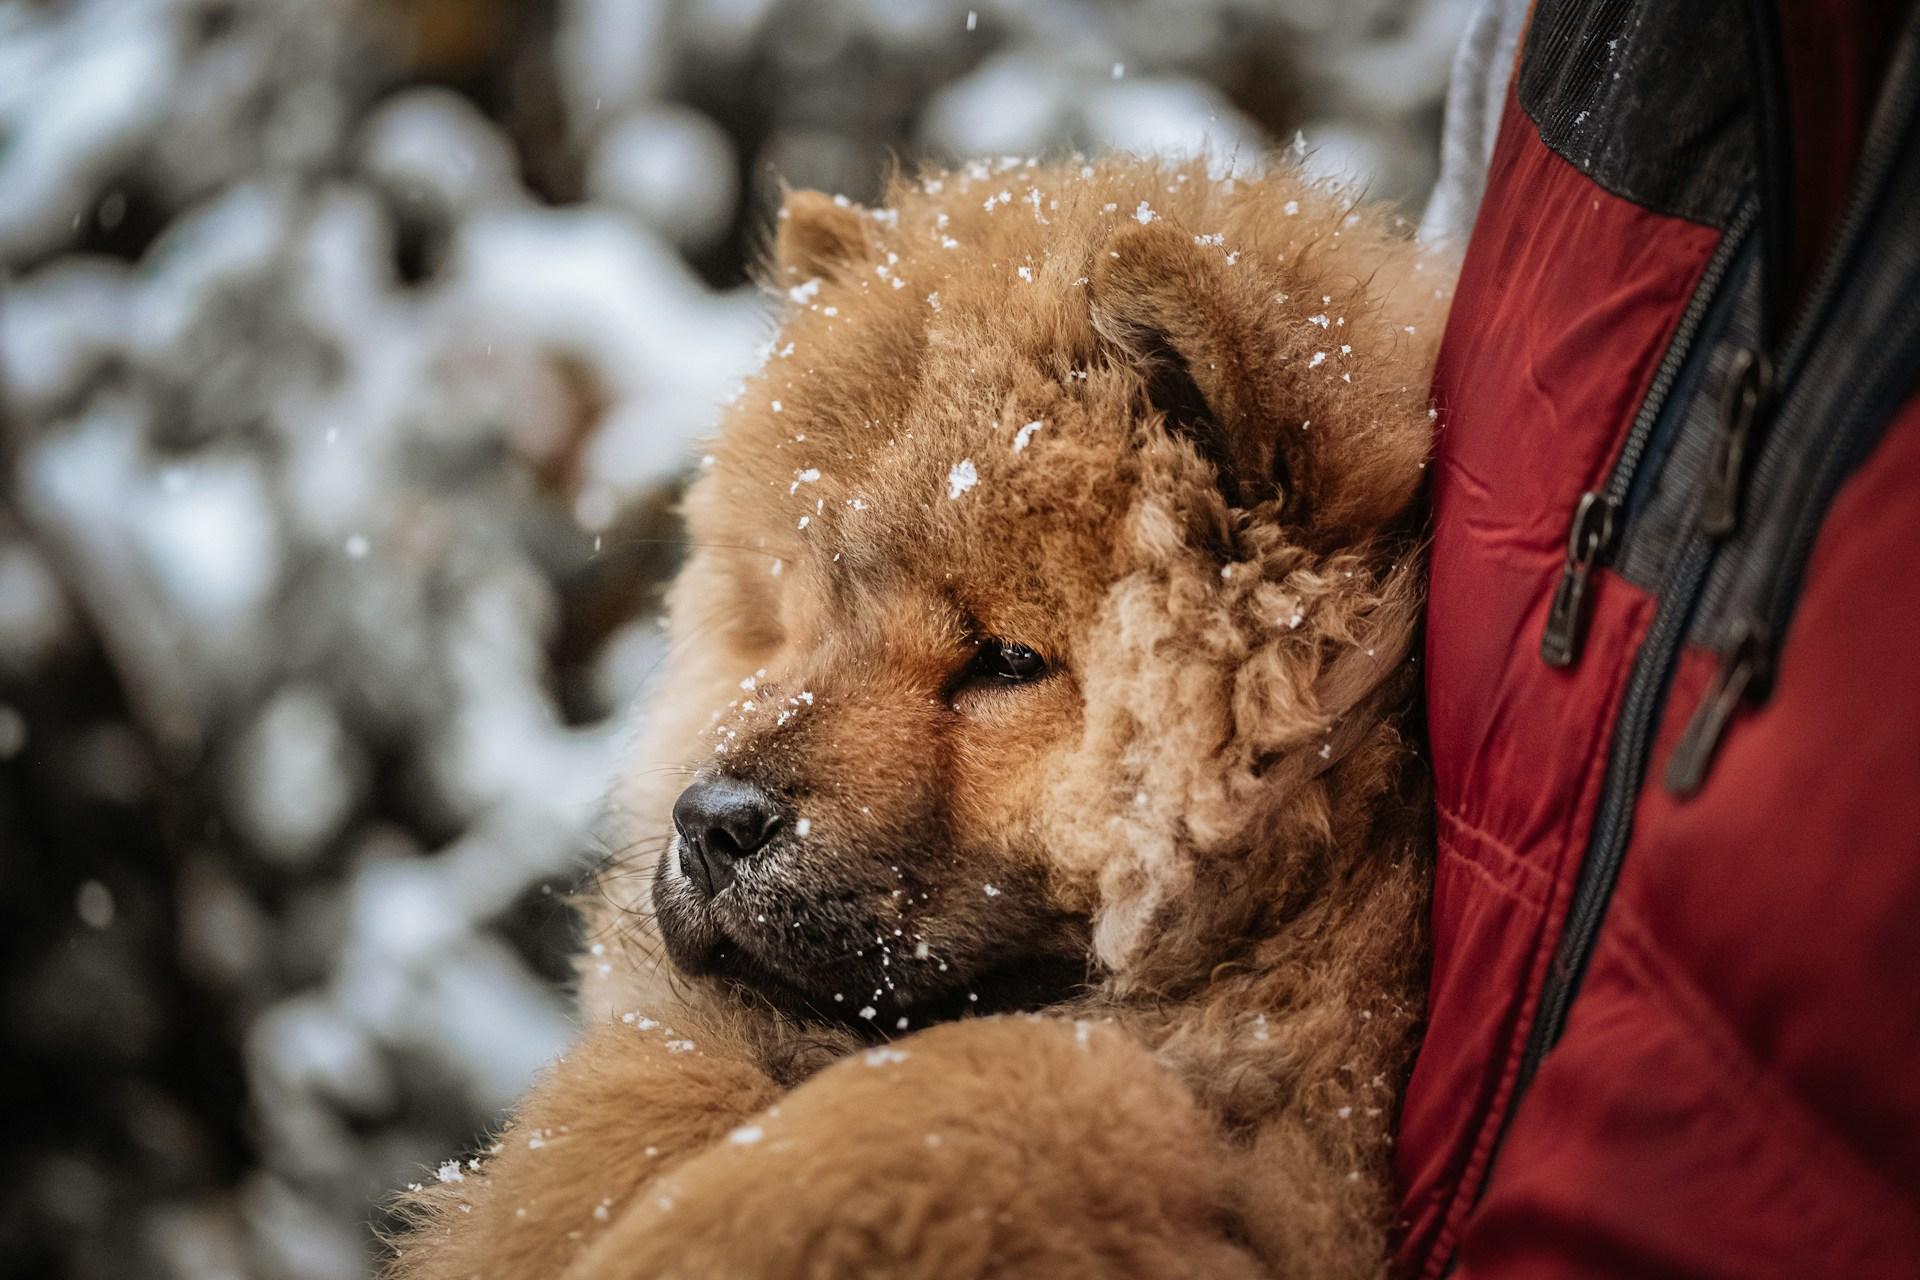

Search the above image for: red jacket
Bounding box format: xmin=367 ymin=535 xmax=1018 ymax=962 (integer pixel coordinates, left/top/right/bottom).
xmin=1396 ymin=2 xmax=1920 ymax=1275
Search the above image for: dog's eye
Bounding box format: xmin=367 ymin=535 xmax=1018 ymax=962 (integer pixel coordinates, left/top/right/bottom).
xmin=976 ymin=639 xmax=1048 ymax=682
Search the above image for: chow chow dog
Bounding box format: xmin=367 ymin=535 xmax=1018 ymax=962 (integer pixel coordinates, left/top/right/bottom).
xmin=391 ymin=154 xmax=1447 ymax=1280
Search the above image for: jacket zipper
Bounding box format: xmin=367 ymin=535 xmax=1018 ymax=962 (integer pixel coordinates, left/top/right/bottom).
xmin=1696 ymin=347 xmax=1774 ymax=537
xmin=1473 ymin=214 xmax=1765 ymax=1267
xmin=1663 ymin=618 xmax=1769 ymax=795
xmin=1520 ymin=0 xmax=1920 ymax=1088
xmin=1511 ymin=527 xmax=1718 ymax=1092
xmin=1542 ymin=0 xmax=1790 ymax=673
xmin=1668 ymin=282 xmax=1920 ymax=791
xmin=1538 ymin=203 xmax=1756 ymax=668
xmin=1666 ymin=21 xmax=1920 ymax=796
xmin=1452 ymin=7 xmax=1920 ymax=1275
xmin=1458 ymin=2 xmax=1807 ymax=1253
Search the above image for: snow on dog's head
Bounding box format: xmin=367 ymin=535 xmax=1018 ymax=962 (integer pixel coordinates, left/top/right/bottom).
xmin=630 ymin=156 xmax=1441 ymax=1036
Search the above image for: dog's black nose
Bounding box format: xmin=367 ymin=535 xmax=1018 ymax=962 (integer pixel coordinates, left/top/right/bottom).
xmin=672 ymin=777 xmax=782 ymax=897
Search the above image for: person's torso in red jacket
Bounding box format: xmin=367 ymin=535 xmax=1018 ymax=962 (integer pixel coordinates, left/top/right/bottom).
xmin=1397 ymin=2 xmax=1920 ymax=1275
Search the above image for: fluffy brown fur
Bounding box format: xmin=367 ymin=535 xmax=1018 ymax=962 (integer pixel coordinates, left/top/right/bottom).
xmin=389 ymin=154 xmax=1450 ymax=1280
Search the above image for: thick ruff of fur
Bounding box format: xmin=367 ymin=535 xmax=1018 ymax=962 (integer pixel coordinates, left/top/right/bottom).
xmin=389 ymin=155 xmax=1449 ymax=1280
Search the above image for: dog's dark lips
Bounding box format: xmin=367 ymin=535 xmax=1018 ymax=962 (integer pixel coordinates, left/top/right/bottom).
xmin=699 ymin=938 xmax=872 ymax=1027
xmin=698 ymin=934 xmax=1094 ymax=1039
xmin=652 ymin=833 xmax=1095 ymax=1038
xmin=666 ymin=896 xmax=1091 ymax=1039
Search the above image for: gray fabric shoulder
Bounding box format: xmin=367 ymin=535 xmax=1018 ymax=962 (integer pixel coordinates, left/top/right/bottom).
xmin=1419 ymin=0 xmax=1531 ymax=248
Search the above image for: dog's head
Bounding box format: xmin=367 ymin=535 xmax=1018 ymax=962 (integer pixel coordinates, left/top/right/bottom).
xmin=641 ymin=161 xmax=1439 ymax=1037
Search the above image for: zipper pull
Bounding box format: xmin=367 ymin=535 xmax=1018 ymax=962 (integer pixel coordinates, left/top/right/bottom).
xmin=1540 ymin=491 xmax=1617 ymax=668
xmin=1700 ymin=347 xmax=1774 ymax=537
xmin=1666 ymin=620 xmax=1772 ymax=796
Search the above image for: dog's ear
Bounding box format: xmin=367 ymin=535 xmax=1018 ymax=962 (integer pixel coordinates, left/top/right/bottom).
xmin=775 ymin=189 xmax=870 ymax=282
xmin=1091 ymin=222 xmax=1285 ymax=511
xmin=1091 ymin=221 xmax=1428 ymax=535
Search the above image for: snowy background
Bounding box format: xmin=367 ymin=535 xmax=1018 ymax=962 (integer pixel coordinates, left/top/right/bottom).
xmin=0 ymin=1 xmax=1470 ymax=1275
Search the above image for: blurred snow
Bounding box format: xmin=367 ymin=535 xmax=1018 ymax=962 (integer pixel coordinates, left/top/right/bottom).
xmin=0 ymin=542 xmax=74 ymax=675
xmin=921 ymin=53 xmax=1077 ymax=157
xmin=0 ymin=0 xmax=175 ymax=262
xmin=0 ymin=0 xmax=1469 ymax=1276
xmin=589 ymin=106 xmax=742 ymax=253
xmin=359 ymin=90 xmax=523 ymax=218
xmin=227 ymin=687 xmax=364 ymax=868
xmin=1082 ymin=79 xmax=1267 ymax=172
xmin=558 ymin=0 xmax=676 ymax=130
xmin=0 ymin=259 xmax=134 ymax=413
